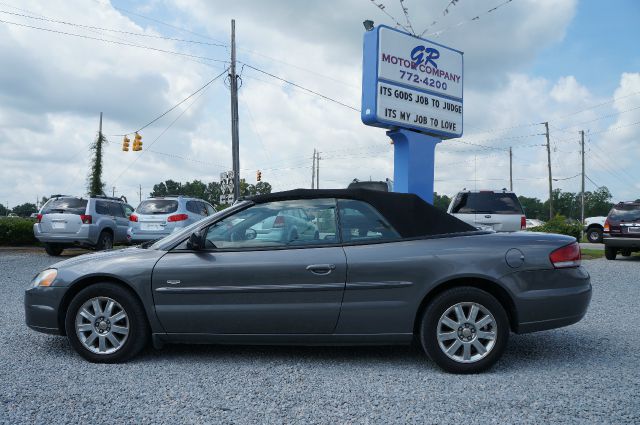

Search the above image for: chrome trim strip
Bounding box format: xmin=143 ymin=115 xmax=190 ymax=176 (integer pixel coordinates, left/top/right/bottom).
xmin=155 ymin=282 xmax=345 ymax=294
xmin=346 ymin=281 xmax=413 ymax=290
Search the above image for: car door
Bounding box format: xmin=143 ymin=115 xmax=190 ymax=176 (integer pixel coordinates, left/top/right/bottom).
xmin=151 ymin=198 xmax=347 ymax=334
xmin=108 ymin=202 xmax=129 ymax=243
xmin=334 ymin=199 xmax=423 ymax=335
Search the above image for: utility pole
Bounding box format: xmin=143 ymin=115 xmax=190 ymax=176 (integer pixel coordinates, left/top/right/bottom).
xmin=311 ymin=149 xmax=316 ymax=189
xmin=544 ymin=122 xmax=553 ymax=219
xmin=230 ymin=19 xmax=240 ymax=201
xmin=316 ymin=151 xmax=321 ymax=189
xmin=580 ymin=130 xmax=585 ymax=236
xmin=112 ymin=186 xmax=116 ymax=197
xmin=509 ymin=147 xmax=513 ymax=191
xmin=139 ymin=184 xmax=142 ymax=203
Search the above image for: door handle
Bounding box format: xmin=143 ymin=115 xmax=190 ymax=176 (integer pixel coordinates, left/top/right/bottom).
xmin=306 ymin=264 xmax=336 ymax=275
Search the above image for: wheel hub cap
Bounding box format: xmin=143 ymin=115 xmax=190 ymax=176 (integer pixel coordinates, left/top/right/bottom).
xmin=437 ymin=302 xmax=497 ymax=364
xmin=75 ymin=297 xmax=129 ymax=355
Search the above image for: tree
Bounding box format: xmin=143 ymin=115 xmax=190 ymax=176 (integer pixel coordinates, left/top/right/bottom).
xmin=12 ymin=203 xmax=37 ymax=217
xmin=518 ymin=196 xmax=545 ymax=220
xmin=583 ymin=186 xmax=613 ymax=217
xmin=432 ymin=192 xmax=451 ymax=212
xmin=149 ymin=178 xmax=271 ymax=208
xmin=87 ymin=132 xmax=106 ymax=197
xmin=0 ymin=204 xmax=8 ymax=216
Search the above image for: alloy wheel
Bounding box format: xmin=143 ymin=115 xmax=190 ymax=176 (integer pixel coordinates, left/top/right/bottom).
xmin=75 ymin=296 xmax=129 ymax=355
xmin=437 ymin=302 xmax=497 ymax=363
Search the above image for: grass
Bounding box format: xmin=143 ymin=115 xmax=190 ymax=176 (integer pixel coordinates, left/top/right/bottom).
xmin=581 ymin=248 xmax=604 ymax=259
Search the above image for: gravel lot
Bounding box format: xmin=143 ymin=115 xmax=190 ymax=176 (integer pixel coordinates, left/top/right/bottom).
xmin=1 ymin=248 xmax=639 ymax=424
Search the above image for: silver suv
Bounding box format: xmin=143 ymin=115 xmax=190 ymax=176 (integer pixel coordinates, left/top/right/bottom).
xmin=127 ymin=196 xmax=216 ymax=244
xmin=447 ymin=189 xmax=526 ymax=232
xmin=34 ymin=196 xmax=134 ymax=256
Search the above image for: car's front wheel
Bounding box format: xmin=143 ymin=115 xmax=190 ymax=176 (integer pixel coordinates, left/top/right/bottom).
xmin=605 ymin=246 xmax=617 ymax=260
xmin=65 ymin=283 xmax=149 ymax=363
xmin=419 ymin=287 xmax=509 ymax=374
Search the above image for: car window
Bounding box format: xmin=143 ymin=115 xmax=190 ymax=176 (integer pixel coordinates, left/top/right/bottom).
xmin=109 ymin=202 xmax=125 ymax=217
xmin=198 ymin=201 xmax=209 ymax=216
xmin=205 ymin=203 xmax=216 ymax=215
xmin=95 ymin=200 xmax=110 ymax=215
xmin=123 ymin=204 xmax=134 ymax=217
xmin=451 ymin=192 xmax=523 ymax=215
xmin=204 ymin=199 xmax=337 ymax=249
xmin=338 ymin=199 xmax=401 ymax=243
xmin=609 ymin=205 xmax=640 ymax=221
xmin=137 ymin=200 xmax=179 ymax=214
xmin=41 ymin=197 xmax=87 ymax=215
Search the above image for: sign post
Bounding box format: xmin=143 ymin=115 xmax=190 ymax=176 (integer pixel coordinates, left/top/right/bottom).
xmin=219 ymin=171 xmax=236 ymax=205
xmin=361 ymin=25 xmax=463 ymax=203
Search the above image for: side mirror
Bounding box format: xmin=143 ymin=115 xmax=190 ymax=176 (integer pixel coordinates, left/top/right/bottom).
xmin=186 ymin=230 xmax=205 ymax=250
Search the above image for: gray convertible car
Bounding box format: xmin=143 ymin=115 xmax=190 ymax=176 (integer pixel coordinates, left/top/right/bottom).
xmin=25 ymin=189 xmax=591 ymax=373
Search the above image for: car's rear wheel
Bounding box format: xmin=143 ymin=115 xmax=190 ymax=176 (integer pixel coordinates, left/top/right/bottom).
xmin=586 ymin=227 xmax=603 ymax=243
xmin=65 ymin=283 xmax=149 ymax=363
xmin=605 ymin=246 xmax=617 ymax=260
xmin=419 ymin=287 xmax=509 ymax=374
xmin=95 ymin=231 xmax=113 ymax=251
xmin=621 ymin=249 xmax=632 ymax=257
xmin=43 ymin=243 xmax=64 ymax=256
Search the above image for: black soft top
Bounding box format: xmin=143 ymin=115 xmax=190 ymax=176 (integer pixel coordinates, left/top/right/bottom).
xmin=247 ymin=189 xmax=476 ymax=238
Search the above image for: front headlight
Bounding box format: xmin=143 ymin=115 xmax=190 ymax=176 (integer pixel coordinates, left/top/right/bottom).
xmin=30 ymin=269 xmax=57 ymax=288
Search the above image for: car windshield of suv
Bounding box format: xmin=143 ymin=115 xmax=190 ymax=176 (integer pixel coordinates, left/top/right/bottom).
xmin=41 ymin=197 xmax=88 ymax=215
xmin=137 ymin=200 xmax=179 ymax=214
xmin=451 ymin=192 xmax=523 ymax=215
xmin=609 ymin=206 xmax=640 ymax=221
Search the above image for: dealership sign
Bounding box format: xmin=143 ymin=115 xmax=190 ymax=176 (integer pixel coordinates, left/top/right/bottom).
xmin=361 ymin=25 xmax=463 ymax=138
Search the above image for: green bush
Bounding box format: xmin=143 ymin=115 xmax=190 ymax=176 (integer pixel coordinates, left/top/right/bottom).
xmin=0 ymin=218 xmax=39 ymax=246
xmin=527 ymin=215 xmax=581 ymax=240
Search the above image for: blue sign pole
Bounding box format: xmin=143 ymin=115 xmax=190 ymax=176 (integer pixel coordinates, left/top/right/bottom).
xmin=388 ymin=129 xmax=440 ymax=204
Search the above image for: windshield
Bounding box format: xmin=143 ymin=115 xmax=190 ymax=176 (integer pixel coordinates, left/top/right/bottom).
xmin=147 ymin=201 xmax=251 ymax=250
xmin=41 ymin=197 xmax=88 ymax=215
xmin=137 ymin=200 xmax=179 ymax=214
xmin=609 ymin=205 xmax=640 ymax=221
xmin=451 ymin=192 xmax=523 ymax=215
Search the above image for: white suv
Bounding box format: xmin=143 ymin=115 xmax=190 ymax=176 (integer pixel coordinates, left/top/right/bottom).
xmin=447 ymin=189 xmax=526 ymax=232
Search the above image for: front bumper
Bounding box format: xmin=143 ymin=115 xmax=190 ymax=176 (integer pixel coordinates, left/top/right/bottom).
xmin=24 ymin=286 xmax=67 ymax=335
xmin=505 ymin=266 xmax=592 ymax=334
xmin=602 ymin=235 xmax=640 ymax=249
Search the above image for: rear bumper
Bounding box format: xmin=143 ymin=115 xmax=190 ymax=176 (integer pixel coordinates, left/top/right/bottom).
xmin=127 ymin=229 xmax=171 ymax=243
xmin=24 ymin=286 xmax=67 ymax=335
xmin=603 ymin=236 xmax=640 ymax=249
xmin=33 ymin=223 xmax=99 ymax=245
xmin=505 ymin=266 xmax=592 ymax=334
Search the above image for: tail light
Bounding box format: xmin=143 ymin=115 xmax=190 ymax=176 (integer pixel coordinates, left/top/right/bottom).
xmin=167 ymin=213 xmax=188 ymax=222
xmin=603 ymin=219 xmax=610 ymax=233
xmin=80 ymin=214 xmax=92 ymax=224
xmin=520 ymin=216 xmax=526 ymax=230
xmin=129 ymin=214 xmax=138 ymax=222
xmin=36 ymin=214 xmax=43 ymax=223
xmin=549 ymin=242 xmax=581 ymax=268
xmin=273 ymin=215 xmax=285 ymax=228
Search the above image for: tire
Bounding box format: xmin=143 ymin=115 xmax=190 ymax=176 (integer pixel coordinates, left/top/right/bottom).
xmin=43 ymin=243 xmax=64 ymax=256
xmin=605 ymin=246 xmax=617 ymax=260
xmin=65 ymin=283 xmax=149 ymax=363
xmin=586 ymin=227 xmax=603 ymax=243
xmin=419 ymin=287 xmax=509 ymax=374
xmin=621 ymin=249 xmax=632 ymax=257
xmin=95 ymin=231 xmax=113 ymax=251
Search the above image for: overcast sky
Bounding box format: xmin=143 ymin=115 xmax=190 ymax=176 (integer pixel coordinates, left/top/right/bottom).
xmin=0 ymin=0 xmax=639 ymax=209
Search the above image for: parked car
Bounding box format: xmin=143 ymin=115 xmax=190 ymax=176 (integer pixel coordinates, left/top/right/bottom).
xmin=584 ymin=216 xmax=606 ymax=243
xmin=127 ymin=196 xmax=216 ymax=244
xmin=7 ymin=213 xmax=19 ymax=218
xmin=525 ymin=218 xmax=545 ymax=228
xmin=448 ymin=189 xmax=526 ymax=232
xmin=33 ymin=196 xmax=134 ymax=256
xmin=25 ymin=189 xmax=591 ymax=374
xmin=602 ymin=202 xmax=640 ymax=260
xmin=347 ymin=178 xmax=393 ymax=192
xmin=29 ymin=212 xmax=39 ymax=219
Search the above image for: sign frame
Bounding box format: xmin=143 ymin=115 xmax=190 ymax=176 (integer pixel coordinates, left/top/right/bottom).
xmin=361 ymin=25 xmax=464 ymax=139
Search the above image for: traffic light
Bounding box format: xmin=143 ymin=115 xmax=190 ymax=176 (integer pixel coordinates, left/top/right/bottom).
xmin=122 ymin=136 xmax=130 ymax=151
xmin=133 ymin=132 xmax=143 ymax=151
xmin=256 ymin=170 xmax=262 ymax=182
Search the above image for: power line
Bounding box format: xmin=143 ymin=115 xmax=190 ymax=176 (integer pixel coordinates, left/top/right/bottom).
xmin=0 ymin=10 xmax=227 ymax=46
xmin=421 ymin=0 xmax=514 ymax=38
xmin=240 ymin=62 xmax=360 ymax=112
xmin=109 ymin=70 xmax=227 ymax=184
xmin=111 ymin=68 xmax=228 ymax=136
xmin=0 ymin=18 xmax=229 ymax=64
xmin=368 ymin=0 xmax=412 ymax=33
xmin=398 ymin=0 xmax=416 ymax=35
